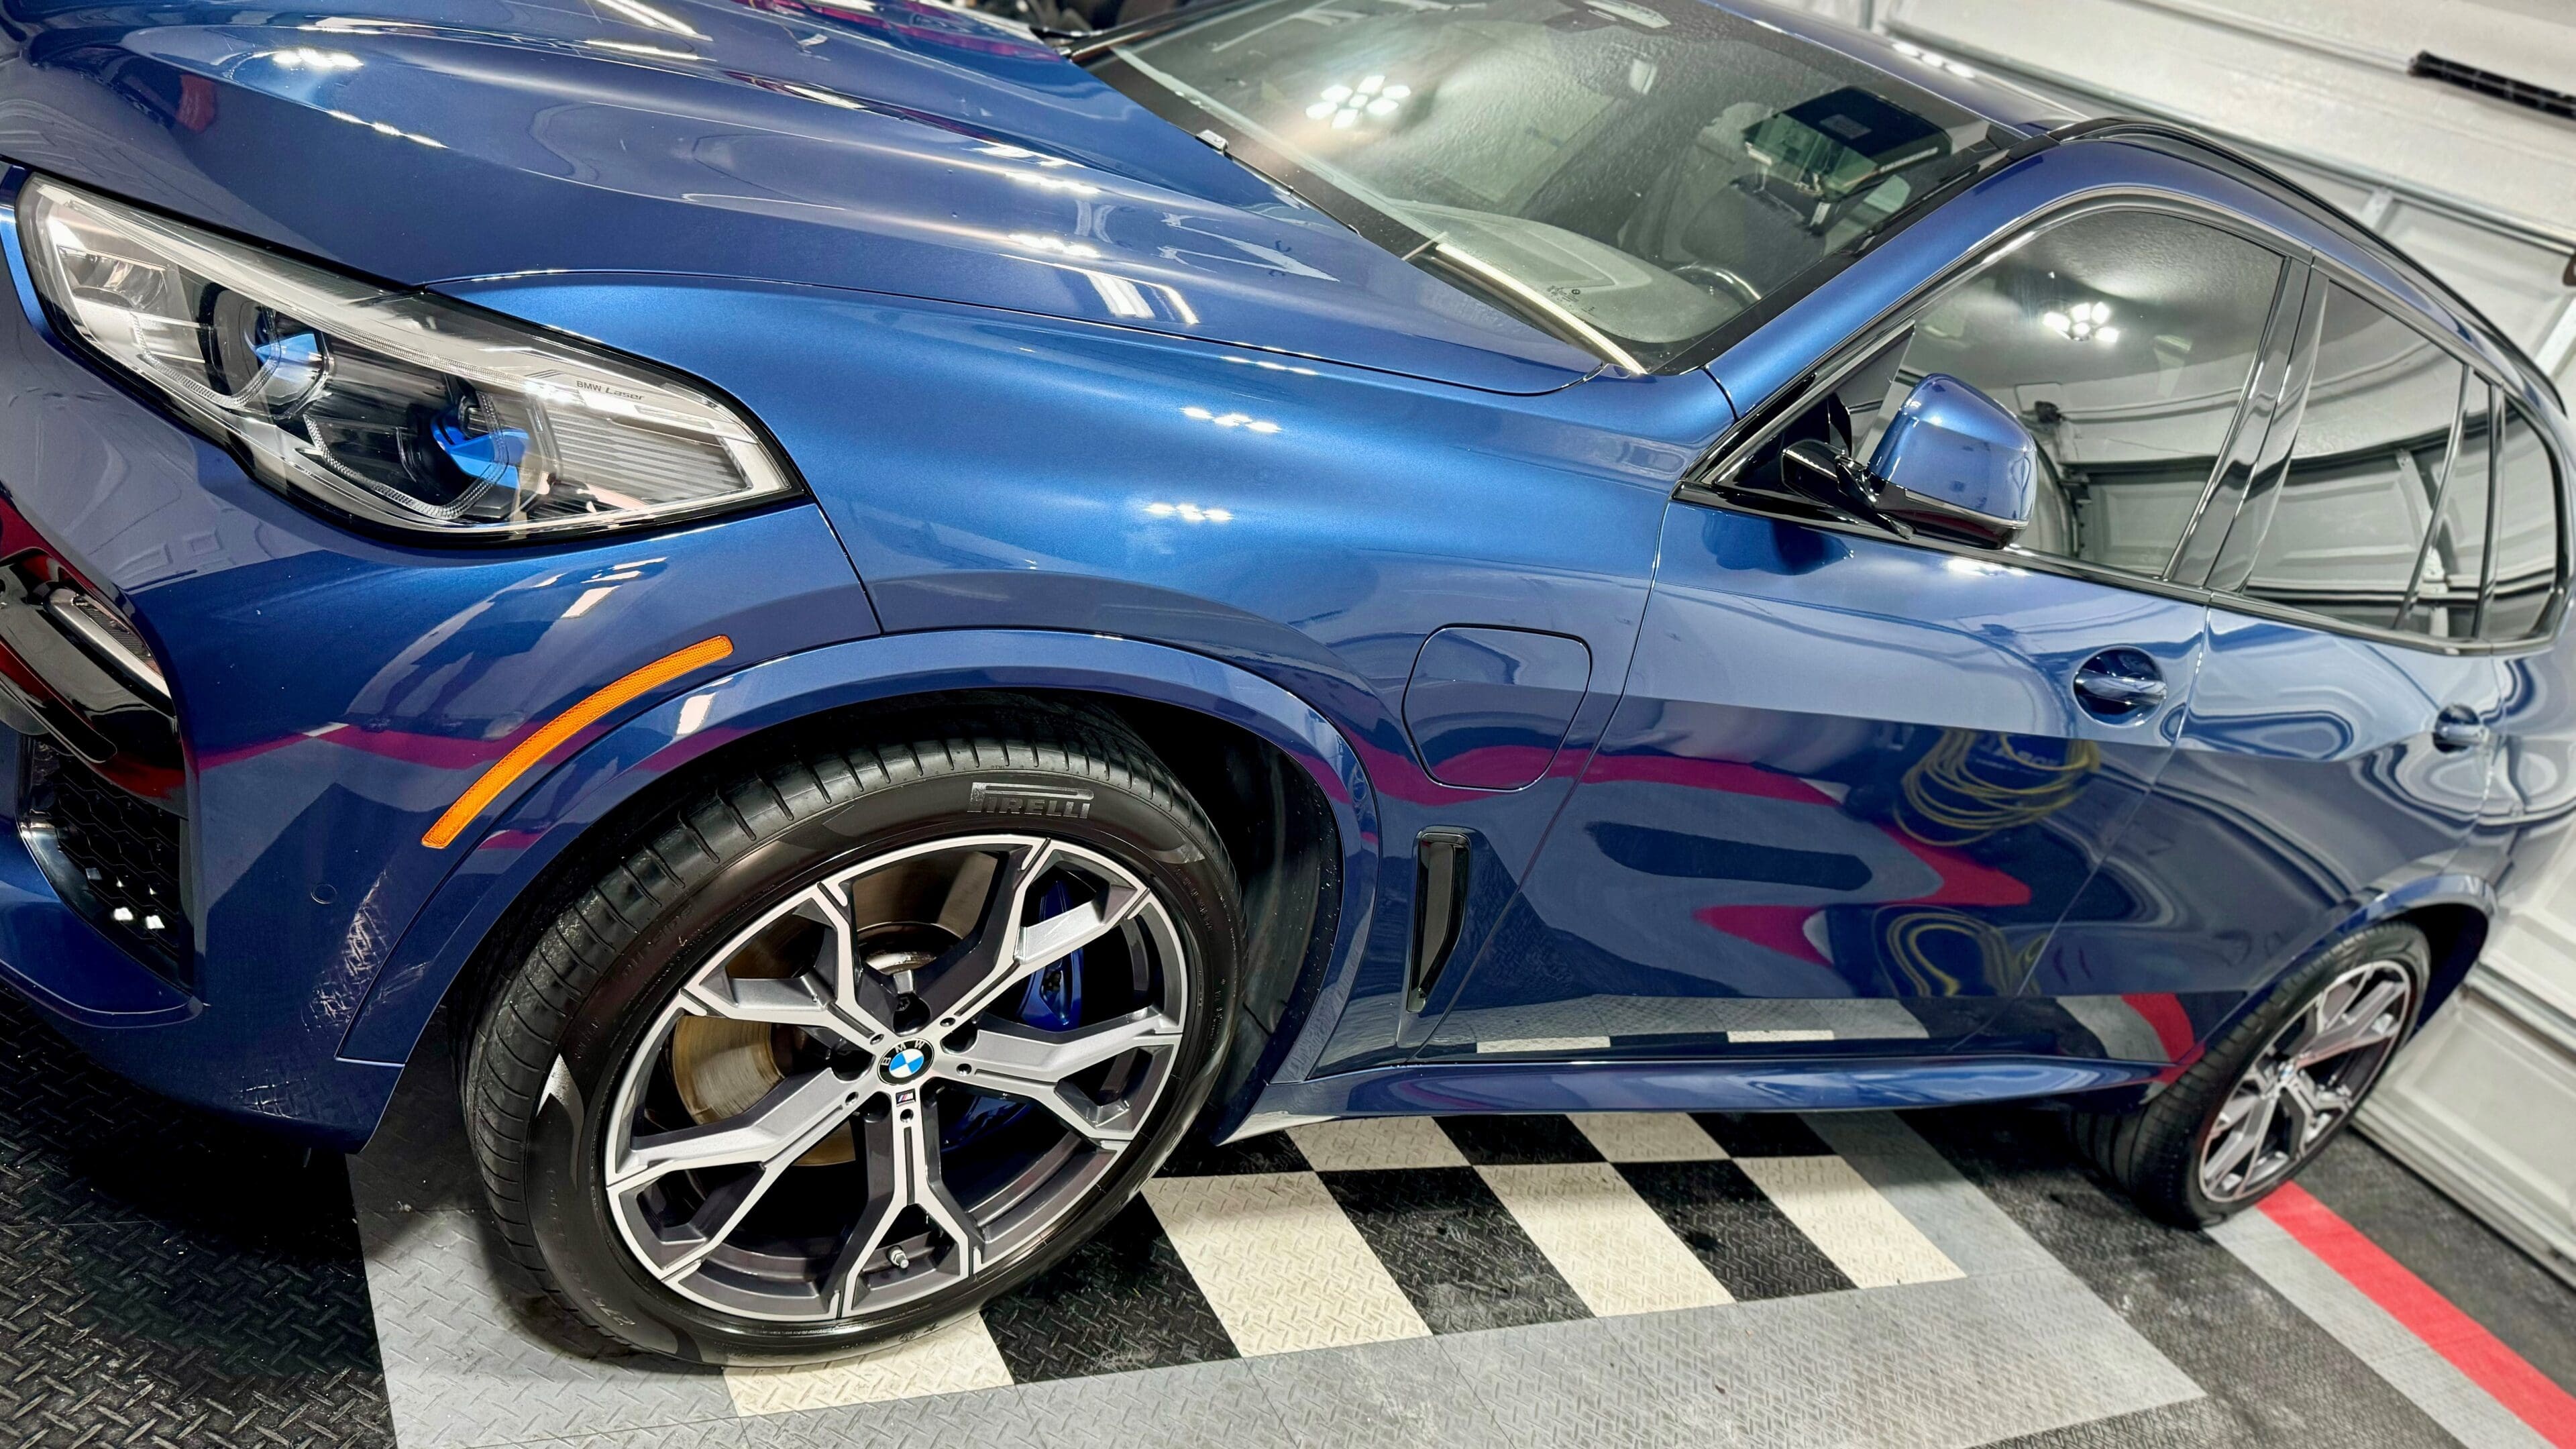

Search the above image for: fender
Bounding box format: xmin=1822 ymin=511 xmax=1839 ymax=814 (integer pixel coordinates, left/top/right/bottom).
xmin=2321 ymin=870 xmax=2496 ymax=1019
xmin=337 ymin=628 xmax=1383 ymax=1079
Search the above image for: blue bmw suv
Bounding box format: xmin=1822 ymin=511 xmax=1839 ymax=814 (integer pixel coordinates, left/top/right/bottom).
xmin=0 ymin=0 xmax=2565 ymax=1362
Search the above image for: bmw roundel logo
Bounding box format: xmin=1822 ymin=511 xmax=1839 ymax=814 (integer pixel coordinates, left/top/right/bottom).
xmin=879 ymin=1041 xmax=932 ymax=1083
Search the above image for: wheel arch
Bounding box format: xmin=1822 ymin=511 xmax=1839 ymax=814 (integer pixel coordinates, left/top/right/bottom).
xmin=337 ymin=631 xmax=1379 ymax=1138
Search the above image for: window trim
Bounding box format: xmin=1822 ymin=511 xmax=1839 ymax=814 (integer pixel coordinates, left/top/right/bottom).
xmin=2206 ymin=250 xmax=2573 ymax=654
xmin=2481 ymin=393 xmax=2575 ymax=647
xmin=1674 ymin=187 xmax=2302 ymax=601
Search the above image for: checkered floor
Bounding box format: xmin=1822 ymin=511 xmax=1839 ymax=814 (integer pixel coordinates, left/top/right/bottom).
xmin=3 ymin=983 xmax=2572 ymax=1449
xmin=729 ymin=1110 xmax=1965 ymax=1411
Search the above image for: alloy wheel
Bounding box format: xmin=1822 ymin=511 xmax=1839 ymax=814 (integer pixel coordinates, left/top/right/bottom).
xmin=2196 ymin=958 xmax=2413 ymax=1204
xmin=601 ymin=833 xmax=1191 ymax=1322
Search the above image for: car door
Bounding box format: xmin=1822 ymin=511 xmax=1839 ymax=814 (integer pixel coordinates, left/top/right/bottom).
xmin=1412 ymin=202 xmax=2299 ymax=1061
xmin=1984 ymin=268 xmax=2512 ymax=1065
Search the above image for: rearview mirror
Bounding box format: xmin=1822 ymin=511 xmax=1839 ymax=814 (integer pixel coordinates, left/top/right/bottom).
xmin=1864 ymin=374 xmax=2036 ymax=547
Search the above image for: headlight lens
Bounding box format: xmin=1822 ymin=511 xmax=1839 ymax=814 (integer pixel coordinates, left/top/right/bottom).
xmin=16 ymin=176 xmax=796 ymax=541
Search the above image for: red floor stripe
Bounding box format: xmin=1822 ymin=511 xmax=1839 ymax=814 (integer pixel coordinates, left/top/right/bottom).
xmin=2260 ymin=1182 xmax=2576 ymax=1448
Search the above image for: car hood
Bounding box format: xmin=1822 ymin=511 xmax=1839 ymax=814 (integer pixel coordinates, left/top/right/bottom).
xmin=0 ymin=0 xmax=1602 ymax=394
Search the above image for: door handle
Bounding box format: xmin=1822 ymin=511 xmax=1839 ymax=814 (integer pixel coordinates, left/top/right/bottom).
xmin=2432 ymin=707 xmax=2491 ymax=753
xmin=2072 ymin=649 xmax=2167 ymax=719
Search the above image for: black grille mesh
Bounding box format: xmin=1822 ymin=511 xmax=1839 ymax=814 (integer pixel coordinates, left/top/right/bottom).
xmin=20 ymin=739 xmax=190 ymax=976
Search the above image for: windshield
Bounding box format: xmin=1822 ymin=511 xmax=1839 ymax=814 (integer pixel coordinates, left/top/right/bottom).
xmin=1096 ymin=0 xmax=2000 ymax=372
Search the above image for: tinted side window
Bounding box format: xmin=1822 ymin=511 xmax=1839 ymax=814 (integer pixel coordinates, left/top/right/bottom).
xmin=2243 ymin=283 xmax=2465 ymax=631
xmin=2400 ymin=384 xmax=2488 ymax=640
xmin=1853 ymin=209 xmax=2284 ymax=576
xmin=2487 ymin=400 xmax=2568 ymax=641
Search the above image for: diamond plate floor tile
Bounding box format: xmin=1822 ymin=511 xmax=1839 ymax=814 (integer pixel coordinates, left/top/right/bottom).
xmin=727 ymin=1314 xmax=1012 ymax=1415
xmin=980 ymin=1196 xmax=1237 ymax=1383
xmin=1569 ymin=1112 xmax=1729 ymax=1163
xmin=1141 ymin=1171 xmax=1430 ymax=1356
xmin=1429 ymin=1268 xmax=2198 ymax=1449
xmin=1909 ymin=1108 xmax=2463 ymax=1449
xmin=1694 ymin=1112 xmax=1835 ymax=1158
xmin=0 ymin=1220 xmax=395 ymax=1449
xmin=1287 ymin=1116 xmax=1469 ymax=1172
xmin=1474 ymin=1161 xmax=1731 ymax=1317
xmin=0 ymin=991 xmax=395 ymax=1449
xmin=1319 ymin=1165 xmax=1589 ymax=1334
xmin=358 ymin=1207 xmax=736 ymax=1449
xmin=1437 ymin=1114 xmax=1605 ymax=1165
xmin=1155 ymin=1129 xmax=1311 ymax=1177
xmin=1730 ymin=1154 xmax=1963 ymax=1289
xmin=1618 ymin=1158 xmax=1857 ymax=1301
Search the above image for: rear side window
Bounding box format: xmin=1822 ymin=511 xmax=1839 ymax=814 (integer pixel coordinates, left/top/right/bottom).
xmin=1849 ymin=209 xmax=2285 ymax=577
xmin=2487 ymin=400 xmax=2568 ymax=641
xmin=2243 ymin=282 xmax=2465 ymax=631
xmin=2401 ymin=384 xmax=2488 ymax=640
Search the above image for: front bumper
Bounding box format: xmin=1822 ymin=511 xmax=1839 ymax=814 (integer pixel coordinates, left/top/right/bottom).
xmin=0 ymin=199 xmax=878 ymax=1145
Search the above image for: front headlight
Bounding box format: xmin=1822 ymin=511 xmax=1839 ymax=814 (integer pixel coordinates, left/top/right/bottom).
xmin=15 ymin=176 xmax=796 ymax=541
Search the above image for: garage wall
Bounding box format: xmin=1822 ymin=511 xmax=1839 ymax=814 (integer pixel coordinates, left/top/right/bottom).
xmin=1770 ymin=0 xmax=2576 ymax=1284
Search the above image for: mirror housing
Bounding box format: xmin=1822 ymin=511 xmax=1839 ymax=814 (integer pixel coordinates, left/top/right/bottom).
xmin=1865 ymin=374 xmax=2037 ymax=547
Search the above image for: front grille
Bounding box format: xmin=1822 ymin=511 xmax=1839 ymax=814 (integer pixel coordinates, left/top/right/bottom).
xmin=20 ymin=738 xmax=191 ymax=981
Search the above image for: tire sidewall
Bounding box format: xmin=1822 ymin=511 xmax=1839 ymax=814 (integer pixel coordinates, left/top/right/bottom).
xmin=523 ymin=761 xmax=1240 ymax=1364
xmin=2174 ymin=922 xmax=2429 ymax=1222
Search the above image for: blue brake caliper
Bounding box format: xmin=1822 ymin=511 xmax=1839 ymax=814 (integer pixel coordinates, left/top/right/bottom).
xmin=942 ymin=879 xmax=1085 ymax=1149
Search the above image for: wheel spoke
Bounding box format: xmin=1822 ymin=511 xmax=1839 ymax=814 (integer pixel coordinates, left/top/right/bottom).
xmin=2294 ymin=977 xmax=2406 ymax=1066
xmin=680 ymin=886 xmax=894 ymax=1049
xmin=610 ymin=1070 xmax=865 ymax=1190
xmin=824 ymin=1092 xmax=985 ymax=1314
xmin=950 ymin=1008 xmax=1183 ymax=1145
xmin=2204 ymin=1083 xmax=2275 ymax=1185
xmin=604 ymin=831 xmax=1195 ymax=1323
xmin=918 ymin=843 xmax=1148 ymax=1031
xmin=609 ymin=1070 xmax=868 ymax=1281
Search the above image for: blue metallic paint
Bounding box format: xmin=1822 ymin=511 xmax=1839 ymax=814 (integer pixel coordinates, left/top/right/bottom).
xmin=338 ymin=626 xmax=1387 ymax=1071
xmin=0 ymin=0 xmax=2565 ymax=1150
xmin=1400 ymin=627 xmax=1593 ymax=792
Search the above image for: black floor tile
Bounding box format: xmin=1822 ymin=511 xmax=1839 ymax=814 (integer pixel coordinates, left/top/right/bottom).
xmin=1909 ymin=1108 xmax=2463 ymax=1449
xmin=1616 ymin=1159 xmax=1855 ymax=1300
xmin=1436 ymin=1114 xmax=1603 ymax=1165
xmin=2300 ymin=1132 xmax=2576 ymax=1397
xmin=1320 ymin=1166 xmax=1589 ymax=1334
xmin=1693 ymin=1111 xmax=1833 ymax=1157
xmin=980 ymin=1196 xmax=1235 ymax=1382
xmin=0 ymin=994 xmax=392 ymax=1449
xmin=1156 ymin=1129 xmax=1310 ymax=1177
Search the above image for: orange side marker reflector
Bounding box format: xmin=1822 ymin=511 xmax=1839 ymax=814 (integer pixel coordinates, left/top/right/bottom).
xmin=422 ymin=635 xmax=734 ymax=849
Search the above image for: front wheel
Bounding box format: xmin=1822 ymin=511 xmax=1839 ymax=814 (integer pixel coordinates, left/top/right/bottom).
xmin=462 ymin=704 xmax=1241 ymax=1362
xmin=2074 ymin=921 xmax=2427 ymax=1227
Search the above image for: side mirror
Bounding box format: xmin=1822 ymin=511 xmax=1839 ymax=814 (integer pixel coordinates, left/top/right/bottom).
xmin=1865 ymin=374 xmax=2036 ymax=547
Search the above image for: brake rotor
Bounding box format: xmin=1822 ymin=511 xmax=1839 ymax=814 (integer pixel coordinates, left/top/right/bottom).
xmin=668 ymin=938 xmax=950 ymax=1168
xmin=671 ymin=929 xmax=863 ymax=1166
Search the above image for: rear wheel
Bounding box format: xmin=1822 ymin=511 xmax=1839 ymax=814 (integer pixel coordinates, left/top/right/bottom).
xmin=462 ymin=703 xmax=1240 ymax=1362
xmin=2074 ymin=922 xmax=2426 ymax=1226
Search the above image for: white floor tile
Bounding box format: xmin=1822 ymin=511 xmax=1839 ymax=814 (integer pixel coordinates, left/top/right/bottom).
xmin=724 ymin=1313 xmax=1012 ymax=1415
xmin=1477 ymin=1161 xmax=1731 ymax=1316
xmin=1144 ymin=1171 xmax=1432 ymax=1356
xmin=1288 ymin=1117 xmax=1470 ymax=1172
xmin=1568 ymin=1112 xmax=1728 ymax=1163
xmin=1732 ymin=1154 xmax=1964 ymax=1289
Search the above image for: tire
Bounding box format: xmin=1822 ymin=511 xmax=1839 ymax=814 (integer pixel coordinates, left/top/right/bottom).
xmin=2074 ymin=921 xmax=2428 ymax=1228
xmin=461 ymin=699 xmax=1242 ymax=1363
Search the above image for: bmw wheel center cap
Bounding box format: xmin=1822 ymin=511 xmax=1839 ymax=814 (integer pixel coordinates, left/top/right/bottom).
xmin=880 ymin=1040 xmax=932 ymax=1083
